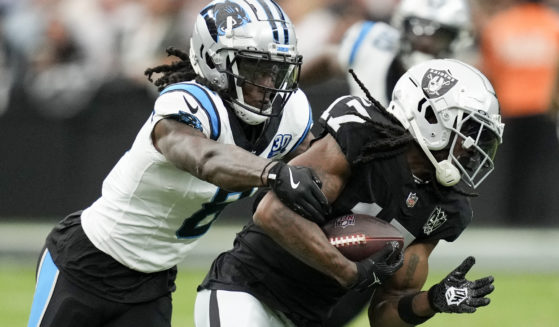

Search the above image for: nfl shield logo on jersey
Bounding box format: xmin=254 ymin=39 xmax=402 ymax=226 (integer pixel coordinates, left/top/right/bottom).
xmin=423 ymin=207 xmax=447 ymax=235
xmin=406 ymin=192 xmax=419 ymax=208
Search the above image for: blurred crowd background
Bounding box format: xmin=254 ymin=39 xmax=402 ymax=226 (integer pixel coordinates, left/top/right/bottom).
xmin=1 ymin=0 xmax=558 ymax=226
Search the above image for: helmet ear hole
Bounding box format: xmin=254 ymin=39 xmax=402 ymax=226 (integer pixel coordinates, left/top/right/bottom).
xmin=424 ymin=105 xmax=437 ymax=124
xmin=205 ymin=53 xmax=215 ymax=69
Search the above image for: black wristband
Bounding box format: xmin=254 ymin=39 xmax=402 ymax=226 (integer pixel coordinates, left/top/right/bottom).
xmin=260 ymin=160 xmax=279 ymax=186
xmin=427 ymin=284 xmax=443 ymax=313
xmin=397 ymin=293 xmax=434 ymax=325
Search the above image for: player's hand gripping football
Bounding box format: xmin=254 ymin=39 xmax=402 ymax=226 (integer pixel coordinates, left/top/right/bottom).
xmin=351 ymin=242 xmax=404 ymax=292
xmin=428 ymin=256 xmax=495 ymax=313
xmin=266 ymin=161 xmax=329 ymax=224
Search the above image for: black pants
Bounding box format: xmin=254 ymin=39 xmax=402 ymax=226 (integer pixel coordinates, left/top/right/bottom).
xmin=28 ymin=249 xmax=173 ymax=327
xmin=28 ymin=212 xmax=176 ymax=327
xmin=324 ymin=288 xmax=373 ymax=327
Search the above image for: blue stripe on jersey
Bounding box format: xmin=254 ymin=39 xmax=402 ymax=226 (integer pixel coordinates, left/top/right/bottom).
xmin=254 ymin=0 xmax=279 ymax=43
xmin=349 ymin=21 xmax=375 ymax=67
xmin=28 ymin=250 xmax=58 ymax=327
xmin=160 ymin=84 xmax=221 ymax=140
xmin=289 ymin=103 xmax=313 ymax=154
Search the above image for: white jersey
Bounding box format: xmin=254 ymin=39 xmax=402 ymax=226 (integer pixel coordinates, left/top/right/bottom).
xmin=81 ymin=81 xmax=313 ymax=273
xmin=337 ymin=21 xmax=400 ymax=107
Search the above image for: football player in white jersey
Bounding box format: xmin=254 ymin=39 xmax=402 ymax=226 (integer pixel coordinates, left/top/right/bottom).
xmin=303 ymin=0 xmax=473 ymax=107
xmin=27 ymin=1 xmax=329 ymax=326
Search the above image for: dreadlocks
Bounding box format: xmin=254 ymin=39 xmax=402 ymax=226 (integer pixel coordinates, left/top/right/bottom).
xmin=347 ymin=69 xmax=414 ymax=164
xmin=144 ymin=47 xmax=198 ymax=92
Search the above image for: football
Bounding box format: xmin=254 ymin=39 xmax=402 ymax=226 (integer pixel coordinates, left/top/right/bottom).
xmin=322 ymin=213 xmax=404 ymax=261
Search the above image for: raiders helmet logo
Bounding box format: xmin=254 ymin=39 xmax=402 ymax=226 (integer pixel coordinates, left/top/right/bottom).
xmin=422 ymin=69 xmax=458 ymax=98
xmin=203 ymin=0 xmax=251 ymax=41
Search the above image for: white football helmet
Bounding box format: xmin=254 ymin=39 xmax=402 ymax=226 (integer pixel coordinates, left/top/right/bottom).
xmin=391 ymin=0 xmax=473 ymax=67
xmin=387 ymin=59 xmax=505 ymax=189
xmin=189 ymin=0 xmax=302 ymax=125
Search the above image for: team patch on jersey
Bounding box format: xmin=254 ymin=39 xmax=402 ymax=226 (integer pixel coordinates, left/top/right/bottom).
xmin=423 ymin=206 xmax=448 ymax=235
xmin=406 ymin=192 xmax=419 ymax=208
xmin=422 ymin=69 xmax=458 ymax=98
xmin=335 ymin=215 xmax=356 ymax=229
xmin=171 ymin=110 xmax=203 ymax=132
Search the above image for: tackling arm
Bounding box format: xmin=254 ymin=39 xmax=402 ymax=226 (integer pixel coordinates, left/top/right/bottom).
xmin=152 ymin=118 xmax=271 ymax=191
xmin=153 ymin=118 xmax=329 ymax=218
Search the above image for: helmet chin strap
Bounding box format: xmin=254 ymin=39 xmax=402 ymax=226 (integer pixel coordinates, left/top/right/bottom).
xmin=189 ymin=39 xmax=203 ymax=77
xmin=409 ymin=119 xmax=461 ymax=187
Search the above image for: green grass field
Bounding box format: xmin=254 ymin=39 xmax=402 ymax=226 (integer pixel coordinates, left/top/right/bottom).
xmin=4 ymin=263 xmax=559 ymax=327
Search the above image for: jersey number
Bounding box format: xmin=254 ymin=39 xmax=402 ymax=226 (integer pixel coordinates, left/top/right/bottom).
xmin=175 ymin=188 xmax=255 ymax=238
xmin=322 ymin=98 xmax=371 ymax=132
xmin=268 ymin=134 xmax=293 ymax=158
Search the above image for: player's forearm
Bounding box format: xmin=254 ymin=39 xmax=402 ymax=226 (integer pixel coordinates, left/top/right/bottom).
xmin=254 ymin=193 xmax=358 ymax=287
xmin=189 ymin=142 xmax=272 ymax=191
xmin=161 ymin=132 xmax=271 ymax=191
xmin=369 ymin=242 xmax=439 ymax=326
xmin=371 ymin=256 xmax=495 ymax=325
xmin=154 ymin=118 xmax=273 ymax=191
xmin=370 ymin=291 xmax=435 ymax=327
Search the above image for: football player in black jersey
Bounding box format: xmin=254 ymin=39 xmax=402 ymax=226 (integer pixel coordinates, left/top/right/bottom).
xmin=195 ymin=59 xmax=504 ymax=327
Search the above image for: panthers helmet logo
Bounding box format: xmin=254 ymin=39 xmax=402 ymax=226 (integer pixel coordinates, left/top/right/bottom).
xmin=203 ymin=0 xmax=251 ymax=41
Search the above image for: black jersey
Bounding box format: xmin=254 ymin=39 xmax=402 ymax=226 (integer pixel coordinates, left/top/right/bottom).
xmin=199 ymin=96 xmax=472 ymax=326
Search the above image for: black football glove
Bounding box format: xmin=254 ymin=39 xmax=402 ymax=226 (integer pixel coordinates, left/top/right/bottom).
xmin=428 ymin=256 xmax=495 ymax=313
xmin=267 ymin=161 xmax=329 ymax=224
xmin=350 ymin=242 xmax=404 ymax=292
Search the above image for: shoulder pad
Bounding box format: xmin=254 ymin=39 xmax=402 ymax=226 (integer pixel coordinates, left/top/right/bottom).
xmin=155 ymin=82 xmax=222 ymax=140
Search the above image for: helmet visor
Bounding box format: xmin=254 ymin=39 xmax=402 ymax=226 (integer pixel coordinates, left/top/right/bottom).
xmin=236 ymin=55 xmax=300 ymax=91
xmin=230 ymin=51 xmax=301 ymax=115
xmin=450 ymin=113 xmax=500 ymax=188
xmin=403 ymin=17 xmax=458 ymax=55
